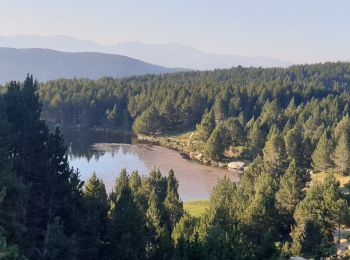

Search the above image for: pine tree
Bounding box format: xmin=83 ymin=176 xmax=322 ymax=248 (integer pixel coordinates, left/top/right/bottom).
xmin=145 ymin=190 xmax=164 ymax=258
xmin=275 ymin=160 xmax=304 ymax=237
xmin=205 ymin=124 xmax=225 ymax=160
xmin=291 ymin=174 xmax=345 ymax=258
xmin=164 ymin=170 xmax=183 ymax=231
xmin=263 ymin=128 xmax=287 ymax=176
xmin=247 ymin=119 xmax=265 ymax=158
xmin=132 ymin=106 xmax=161 ymax=134
xmin=334 ymin=115 xmax=350 ymax=142
xmin=109 ymin=173 xmax=145 ymax=259
xmin=105 ymin=104 xmax=118 ymax=128
xmin=260 ymin=99 xmax=282 ymax=127
xmin=0 ymin=97 xmax=25 ymax=246
xmin=80 ymin=173 xmax=108 ymax=259
xmin=284 ymin=125 xmax=303 ymax=162
xmin=276 ymin=160 xmax=304 ymax=216
xmin=223 ymin=117 xmax=245 ymax=146
xmin=311 ymin=129 xmax=334 ymax=171
xmin=195 ymin=109 xmax=216 ymax=141
xmin=42 ymin=217 xmax=77 ymax=260
xmin=333 ymin=132 xmax=350 ymax=174
xmin=5 ymin=76 xmax=58 ymax=258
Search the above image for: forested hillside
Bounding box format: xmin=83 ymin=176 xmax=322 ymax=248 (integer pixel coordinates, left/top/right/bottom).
xmin=40 ymin=62 xmax=350 ymax=163
xmin=3 ymin=64 xmax=350 ymax=259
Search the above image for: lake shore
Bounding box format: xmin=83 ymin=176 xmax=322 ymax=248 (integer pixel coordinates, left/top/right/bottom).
xmin=55 ymin=124 xmax=246 ymax=172
xmin=136 ymin=133 xmax=246 ymax=171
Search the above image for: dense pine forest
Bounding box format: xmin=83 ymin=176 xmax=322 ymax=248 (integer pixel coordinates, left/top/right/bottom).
xmin=2 ymin=62 xmax=350 ymax=259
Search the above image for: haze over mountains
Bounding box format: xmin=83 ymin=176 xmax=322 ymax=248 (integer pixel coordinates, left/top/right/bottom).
xmin=0 ymin=35 xmax=291 ymax=70
xmin=0 ymin=47 xmax=178 ymax=84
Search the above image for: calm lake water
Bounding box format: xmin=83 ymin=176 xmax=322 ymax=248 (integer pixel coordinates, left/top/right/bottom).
xmin=62 ymin=128 xmax=240 ymax=200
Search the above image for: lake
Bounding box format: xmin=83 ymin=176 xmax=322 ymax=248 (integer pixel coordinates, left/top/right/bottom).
xmin=62 ymin=127 xmax=240 ymax=200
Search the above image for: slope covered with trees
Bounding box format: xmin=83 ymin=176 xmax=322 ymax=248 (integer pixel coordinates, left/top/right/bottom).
xmin=40 ymin=63 xmax=350 ymax=165
xmin=2 ymin=64 xmax=350 ymax=259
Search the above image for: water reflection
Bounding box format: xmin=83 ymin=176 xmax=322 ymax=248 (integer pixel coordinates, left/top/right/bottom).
xmin=61 ymin=128 xmax=240 ymax=200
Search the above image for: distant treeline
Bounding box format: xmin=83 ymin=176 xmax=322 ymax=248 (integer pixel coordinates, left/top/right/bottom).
xmin=39 ymin=63 xmax=350 ymax=132
xmin=39 ymin=63 xmax=350 ymax=163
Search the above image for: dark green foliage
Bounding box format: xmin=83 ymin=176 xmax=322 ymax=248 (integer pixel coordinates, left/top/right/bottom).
xmin=263 ymin=128 xmax=288 ymax=176
xmin=291 ymin=174 xmax=344 ymax=258
xmin=4 ymin=63 xmax=350 ymax=259
xmin=79 ymin=173 xmax=108 ymax=259
xmin=195 ymin=109 xmax=215 ymax=141
xmin=223 ymin=117 xmax=245 ymax=147
xmin=2 ymin=76 xmax=85 ymax=259
xmin=132 ymin=106 xmax=161 ymax=134
xmin=108 ymin=175 xmax=146 ymax=259
xmin=205 ymin=124 xmax=226 ymax=160
xmin=0 ymin=233 xmax=26 ymax=260
xmin=284 ymin=124 xmax=303 ymax=163
xmin=333 ymin=132 xmax=350 ymax=174
xmin=42 ymin=217 xmax=77 ymax=260
xmin=164 ymin=170 xmax=183 ymax=231
xmin=247 ymin=119 xmax=265 ymax=158
xmin=275 ymin=160 xmax=304 ymax=237
xmin=312 ymin=129 xmax=335 ymax=171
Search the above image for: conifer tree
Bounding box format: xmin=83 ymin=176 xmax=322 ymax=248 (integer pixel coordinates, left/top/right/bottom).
xmin=80 ymin=173 xmax=108 ymax=259
xmin=263 ymin=128 xmax=287 ymax=176
xmin=334 ymin=115 xmax=350 ymax=141
xmin=105 ymin=104 xmax=118 ymax=127
xmin=275 ymin=160 xmax=304 ymax=237
xmin=195 ymin=109 xmax=216 ymax=141
xmin=145 ymin=190 xmax=165 ymax=258
xmin=333 ymin=132 xmax=350 ymax=174
xmin=311 ymin=129 xmax=334 ymax=171
xmin=205 ymin=124 xmax=225 ymax=160
xmin=284 ymin=125 xmax=303 ymax=162
xmin=164 ymin=170 xmax=183 ymax=231
xmin=0 ymin=97 xmax=25 ymax=246
xmin=291 ymin=174 xmax=345 ymax=258
xmin=132 ymin=106 xmax=161 ymax=134
xmin=276 ymin=160 xmax=303 ymax=216
xmin=223 ymin=117 xmax=245 ymax=146
xmin=109 ymin=173 xmax=145 ymax=259
xmin=42 ymin=217 xmax=77 ymax=260
xmin=247 ymin=119 xmax=265 ymax=158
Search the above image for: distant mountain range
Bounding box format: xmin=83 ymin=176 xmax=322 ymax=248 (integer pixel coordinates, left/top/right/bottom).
xmin=0 ymin=35 xmax=291 ymax=70
xmin=0 ymin=47 xmax=180 ymax=84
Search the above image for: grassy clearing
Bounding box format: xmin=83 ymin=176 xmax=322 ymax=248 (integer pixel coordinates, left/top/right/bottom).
xmin=311 ymin=171 xmax=350 ymax=187
xmin=183 ymin=199 xmax=210 ymax=217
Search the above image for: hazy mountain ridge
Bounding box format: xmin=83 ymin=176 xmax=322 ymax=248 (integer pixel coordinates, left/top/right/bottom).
xmin=0 ymin=47 xmax=180 ymax=84
xmin=0 ymin=35 xmax=291 ymax=69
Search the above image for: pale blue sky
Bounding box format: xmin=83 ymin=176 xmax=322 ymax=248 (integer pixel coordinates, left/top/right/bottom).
xmin=0 ymin=0 xmax=349 ymax=63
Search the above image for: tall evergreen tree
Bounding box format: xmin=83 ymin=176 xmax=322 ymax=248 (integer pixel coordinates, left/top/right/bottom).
xmin=79 ymin=173 xmax=108 ymax=259
xmin=334 ymin=115 xmax=350 ymax=142
xmin=247 ymin=119 xmax=265 ymax=158
xmin=145 ymin=190 xmax=167 ymax=259
xmin=263 ymin=128 xmax=287 ymax=176
xmin=332 ymin=132 xmax=350 ymax=174
xmin=195 ymin=109 xmax=216 ymax=141
xmin=109 ymin=173 xmax=145 ymax=259
xmin=291 ymin=174 xmax=346 ymax=258
xmin=275 ymin=160 xmax=304 ymax=237
xmin=311 ymin=129 xmax=334 ymax=171
xmin=164 ymin=170 xmax=183 ymax=231
xmin=284 ymin=125 xmax=303 ymax=163
xmin=0 ymin=97 xmax=25 ymax=246
xmin=205 ymin=124 xmax=225 ymax=160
